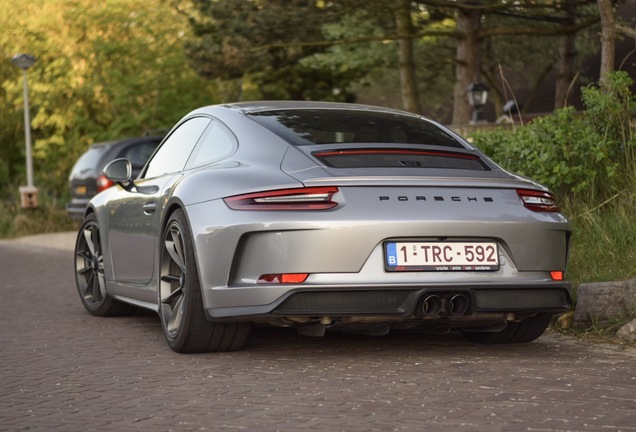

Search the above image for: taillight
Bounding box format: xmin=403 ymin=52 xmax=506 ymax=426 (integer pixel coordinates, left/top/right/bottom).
xmin=224 ymin=187 xmax=339 ymax=210
xmin=517 ymin=189 xmax=560 ymax=212
xmin=96 ymin=175 xmax=115 ymax=192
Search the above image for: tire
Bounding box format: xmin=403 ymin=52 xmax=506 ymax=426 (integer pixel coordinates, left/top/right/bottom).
xmin=159 ymin=209 xmax=250 ymax=353
xmin=74 ymin=213 xmax=136 ymax=316
xmin=461 ymin=313 xmax=551 ymax=344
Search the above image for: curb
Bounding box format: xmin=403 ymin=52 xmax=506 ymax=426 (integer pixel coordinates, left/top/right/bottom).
xmin=0 ymin=231 xmax=76 ymax=252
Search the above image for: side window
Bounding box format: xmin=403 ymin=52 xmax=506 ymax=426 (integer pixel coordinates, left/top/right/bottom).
xmin=186 ymin=121 xmax=236 ymax=169
xmin=144 ymin=117 xmax=210 ymax=179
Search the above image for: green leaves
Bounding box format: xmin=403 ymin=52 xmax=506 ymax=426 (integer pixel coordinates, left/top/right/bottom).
xmin=0 ymin=0 xmax=220 ymax=199
xmin=473 ymin=72 xmax=635 ymax=204
xmin=183 ymin=0 xmax=365 ymax=101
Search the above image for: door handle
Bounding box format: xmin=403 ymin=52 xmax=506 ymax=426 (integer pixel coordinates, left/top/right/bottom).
xmin=143 ymin=202 xmax=157 ymax=214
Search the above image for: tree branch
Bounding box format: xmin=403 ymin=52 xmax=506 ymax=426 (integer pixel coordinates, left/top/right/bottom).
xmin=249 ymin=14 xmax=600 ymax=53
xmin=617 ymin=22 xmax=636 ymax=39
xmin=479 ymin=15 xmax=600 ymax=39
xmin=249 ymin=30 xmax=463 ymax=53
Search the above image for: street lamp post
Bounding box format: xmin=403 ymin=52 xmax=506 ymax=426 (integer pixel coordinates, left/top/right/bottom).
xmin=11 ymin=53 xmax=38 ymax=209
xmin=465 ymin=81 xmax=490 ymax=125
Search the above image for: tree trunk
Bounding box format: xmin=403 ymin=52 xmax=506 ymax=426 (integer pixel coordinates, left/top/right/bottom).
xmin=554 ymin=3 xmax=576 ymax=109
xmin=597 ymin=0 xmax=616 ymax=90
xmin=394 ymin=0 xmax=421 ymax=114
xmin=452 ymin=6 xmax=482 ymax=125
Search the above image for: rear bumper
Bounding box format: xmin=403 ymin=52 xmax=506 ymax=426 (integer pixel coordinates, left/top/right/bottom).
xmin=204 ymin=283 xmax=571 ymax=322
xmin=66 ymin=199 xmax=90 ymax=218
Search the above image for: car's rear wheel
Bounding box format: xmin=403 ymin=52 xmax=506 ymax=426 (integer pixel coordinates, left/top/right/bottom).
xmin=74 ymin=213 xmax=136 ymax=316
xmin=461 ymin=313 xmax=551 ymax=344
xmin=159 ymin=209 xmax=250 ymax=353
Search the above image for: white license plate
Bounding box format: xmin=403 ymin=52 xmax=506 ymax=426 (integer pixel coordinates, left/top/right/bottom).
xmin=385 ymin=241 xmax=499 ymax=271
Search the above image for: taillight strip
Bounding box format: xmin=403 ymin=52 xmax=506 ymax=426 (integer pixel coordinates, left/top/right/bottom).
xmin=517 ymin=189 xmax=560 ymax=212
xmin=313 ymin=149 xmax=479 ymax=160
xmin=224 ymin=186 xmax=339 ymax=210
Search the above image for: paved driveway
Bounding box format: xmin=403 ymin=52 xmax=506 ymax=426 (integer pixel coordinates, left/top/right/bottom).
xmin=1 ymin=235 xmax=635 ymax=431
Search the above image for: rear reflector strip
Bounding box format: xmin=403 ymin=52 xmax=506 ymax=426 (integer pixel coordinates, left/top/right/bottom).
xmin=258 ymin=274 xmax=309 ymax=284
xmin=550 ymin=271 xmax=564 ymax=281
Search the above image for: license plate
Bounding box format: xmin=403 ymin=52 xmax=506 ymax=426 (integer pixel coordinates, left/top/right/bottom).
xmin=385 ymin=241 xmax=499 ymax=271
xmin=75 ymin=185 xmax=87 ymax=195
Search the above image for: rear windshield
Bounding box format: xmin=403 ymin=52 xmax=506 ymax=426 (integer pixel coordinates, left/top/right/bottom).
xmin=69 ymin=145 xmax=110 ymax=177
xmin=247 ymin=109 xmax=465 ymax=149
xmin=117 ymin=141 xmax=159 ymax=169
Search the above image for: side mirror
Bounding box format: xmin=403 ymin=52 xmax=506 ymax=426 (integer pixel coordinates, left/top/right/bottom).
xmin=103 ymin=158 xmax=133 ymax=190
xmin=102 ymin=158 xmax=158 ymax=195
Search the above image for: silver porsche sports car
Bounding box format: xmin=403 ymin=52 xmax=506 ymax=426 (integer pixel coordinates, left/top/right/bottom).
xmin=74 ymin=101 xmax=571 ymax=353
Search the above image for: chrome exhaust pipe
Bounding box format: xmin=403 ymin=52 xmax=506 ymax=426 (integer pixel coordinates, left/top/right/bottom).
xmin=421 ymin=295 xmax=443 ymax=316
xmin=449 ymin=294 xmax=470 ymax=316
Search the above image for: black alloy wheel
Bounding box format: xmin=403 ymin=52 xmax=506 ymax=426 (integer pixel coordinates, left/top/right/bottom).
xmin=74 ymin=213 xmax=134 ymax=316
xmin=159 ymin=209 xmax=250 ymax=353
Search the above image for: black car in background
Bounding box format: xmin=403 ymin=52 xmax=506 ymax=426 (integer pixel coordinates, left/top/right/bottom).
xmin=66 ymin=134 xmax=164 ymax=218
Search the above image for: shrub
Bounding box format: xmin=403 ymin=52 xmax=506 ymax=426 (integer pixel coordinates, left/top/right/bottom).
xmin=473 ymin=71 xmax=635 ymax=204
xmin=581 ymin=72 xmax=636 ymax=186
xmin=474 ymin=72 xmax=636 ymax=292
xmin=0 ymin=194 xmax=78 ymax=239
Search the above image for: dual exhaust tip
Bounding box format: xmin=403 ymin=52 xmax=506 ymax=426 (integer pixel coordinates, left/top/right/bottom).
xmin=421 ymin=293 xmax=470 ymax=317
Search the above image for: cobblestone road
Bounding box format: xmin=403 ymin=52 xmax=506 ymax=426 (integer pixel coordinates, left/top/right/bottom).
xmin=1 ymin=238 xmax=635 ymax=432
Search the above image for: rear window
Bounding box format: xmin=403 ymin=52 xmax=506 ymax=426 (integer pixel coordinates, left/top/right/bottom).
xmin=247 ymin=109 xmax=465 ymax=149
xmin=69 ymin=145 xmax=111 ymax=177
xmin=118 ymin=141 xmax=159 ymax=169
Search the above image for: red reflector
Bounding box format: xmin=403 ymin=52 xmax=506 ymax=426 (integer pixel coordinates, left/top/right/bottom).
xmin=517 ymin=189 xmax=560 ymax=212
xmin=224 ymin=187 xmax=339 ymax=211
xmin=257 ymin=273 xmax=309 ymax=284
xmin=550 ymin=271 xmax=564 ymax=281
xmin=281 ymin=274 xmax=309 ymax=283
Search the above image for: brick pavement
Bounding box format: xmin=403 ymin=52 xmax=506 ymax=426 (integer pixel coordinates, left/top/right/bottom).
xmin=1 ymin=237 xmax=635 ymax=432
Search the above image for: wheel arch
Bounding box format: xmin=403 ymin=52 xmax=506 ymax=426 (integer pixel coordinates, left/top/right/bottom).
xmin=82 ymin=204 xmax=96 ymax=220
xmin=159 ymin=200 xmax=204 ymax=296
xmin=161 ymin=199 xmax=191 ymax=237
xmin=162 ymin=202 xmax=181 ymax=229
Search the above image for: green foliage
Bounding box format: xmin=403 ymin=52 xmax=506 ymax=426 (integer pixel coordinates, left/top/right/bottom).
xmin=183 ymin=0 xmax=361 ymax=101
xmin=582 ymin=71 xmax=636 ymax=175
xmin=0 ymin=194 xmax=79 ymax=239
xmin=1 ymin=0 xmax=221 ymax=200
xmin=300 ymin=6 xmax=457 ymax=118
xmin=474 ymin=108 xmax=609 ymax=197
xmin=299 ymin=11 xmax=391 ymax=80
xmin=0 ymin=158 xmax=9 ymax=198
xmin=565 ymin=191 xmax=636 ymax=289
xmin=473 ymin=71 xmax=636 ymax=202
xmin=473 ymin=71 xmax=636 ymax=307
